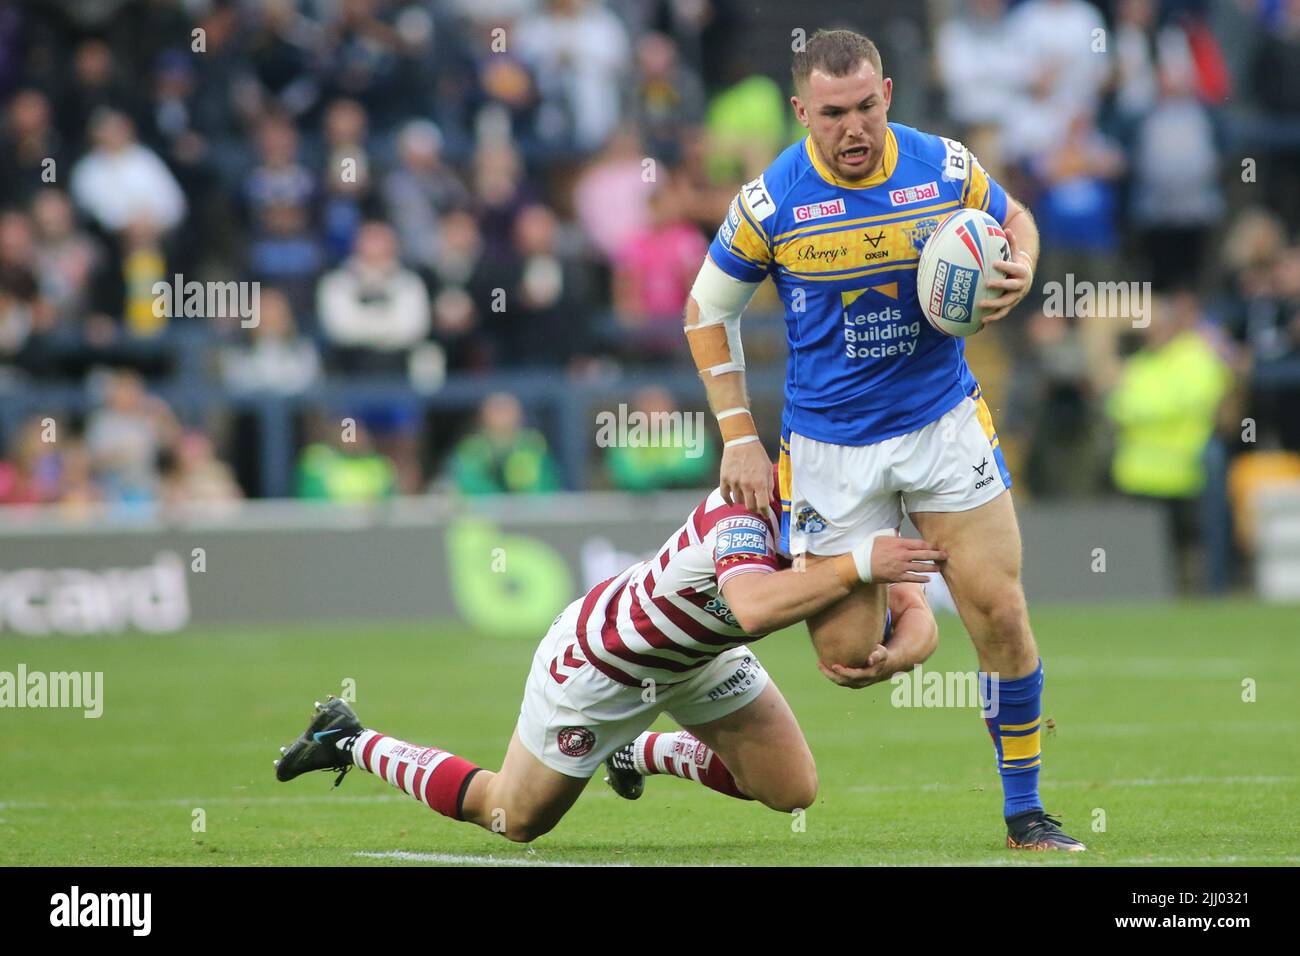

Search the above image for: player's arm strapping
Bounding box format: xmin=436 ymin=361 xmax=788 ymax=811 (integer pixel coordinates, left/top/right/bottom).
xmin=721 ymin=534 xmax=945 ymax=636
xmin=685 ymin=256 xmax=771 ymax=515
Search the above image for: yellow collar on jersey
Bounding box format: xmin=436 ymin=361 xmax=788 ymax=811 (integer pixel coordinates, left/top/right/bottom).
xmin=805 ymin=127 xmax=898 ymax=189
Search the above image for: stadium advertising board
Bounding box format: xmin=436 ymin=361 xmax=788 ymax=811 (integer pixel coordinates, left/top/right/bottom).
xmin=0 ymin=495 xmax=1174 ymax=638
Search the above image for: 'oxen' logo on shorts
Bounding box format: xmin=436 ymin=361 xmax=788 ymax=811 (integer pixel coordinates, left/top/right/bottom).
xmin=557 ymin=727 xmax=596 ymax=757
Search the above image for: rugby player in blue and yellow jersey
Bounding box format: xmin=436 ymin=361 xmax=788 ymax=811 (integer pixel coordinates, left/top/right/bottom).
xmin=684 ymin=29 xmax=1084 ymax=851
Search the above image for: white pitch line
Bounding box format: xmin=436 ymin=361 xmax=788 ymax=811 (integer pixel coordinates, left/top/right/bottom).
xmin=1097 ymin=858 xmax=1300 ymax=868
xmin=845 ymin=774 xmax=1297 ymax=794
xmin=0 ymin=793 xmax=407 ymax=811
xmin=353 ymin=850 xmax=1296 ymax=868
xmin=1083 ymin=773 xmax=1298 ymax=788
xmin=3 ymin=774 xmax=1292 ymax=810
xmin=920 ymin=854 xmax=1300 ymax=867
xmin=354 ymin=850 xmax=628 ymax=867
xmin=1044 ymin=658 xmax=1259 ymax=678
xmin=1048 ymin=721 xmax=1300 ymax=738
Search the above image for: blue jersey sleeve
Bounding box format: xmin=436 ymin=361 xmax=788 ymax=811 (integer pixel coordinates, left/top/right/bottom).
xmin=963 ymin=148 xmax=1009 ymax=224
xmin=707 ymin=183 xmax=776 ymax=283
xmin=931 ymin=131 xmax=1010 ymax=224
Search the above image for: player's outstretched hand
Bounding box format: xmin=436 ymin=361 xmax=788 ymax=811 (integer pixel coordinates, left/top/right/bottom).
xmin=720 ymin=439 xmax=773 ymax=519
xmin=817 ymin=644 xmax=893 ymax=689
xmin=869 ymin=535 xmax=946 ymax=584
xmin=980 ymin=228 xmax=1032 ymax=323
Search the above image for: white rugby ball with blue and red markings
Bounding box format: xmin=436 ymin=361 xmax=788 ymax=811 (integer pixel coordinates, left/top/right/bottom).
xmin=916 ymin=209 xmax=1011 ymax=337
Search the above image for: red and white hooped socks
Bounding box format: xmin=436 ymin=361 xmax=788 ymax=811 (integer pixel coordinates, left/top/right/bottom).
xmin=628 ymin=730 xmax=751 ymax=800
xmin=350 ymin=729 xmax=482 ymax=820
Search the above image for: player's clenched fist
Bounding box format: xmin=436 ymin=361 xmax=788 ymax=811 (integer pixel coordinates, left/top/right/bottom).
xmin=719 ymin=440 xmax=774 ymax=518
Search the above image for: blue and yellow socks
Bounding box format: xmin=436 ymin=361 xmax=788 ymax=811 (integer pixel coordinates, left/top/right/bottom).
xmin=980 ymin=661 xmax=1044 ymax=819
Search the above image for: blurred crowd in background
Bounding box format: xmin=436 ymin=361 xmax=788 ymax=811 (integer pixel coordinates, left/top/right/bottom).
xmin=1 ymin=0 xmax=1300 ymax=589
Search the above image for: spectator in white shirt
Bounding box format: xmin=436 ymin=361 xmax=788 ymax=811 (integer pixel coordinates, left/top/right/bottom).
xmin=1113 ymin=0 xmax=1198 ymax=129
xmin=69 ymin=109 xmax=187 ymax=235
xmin=221 ymin=287 xmax=321 ymax=393
xmin=1130 ymin=65 xmax=1224 ymax=289
xmin=1002 ymin=0 xmax=1109 ymax=163
xmin=935 ymin=0 xmax=1031 ymax=132
xmin=516 ymin=0 xmax=631 ymax=152
xmin=316 ymin=221 xmax=431 ymax=363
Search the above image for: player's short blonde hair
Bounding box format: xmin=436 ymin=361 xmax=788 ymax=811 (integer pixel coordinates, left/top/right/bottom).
xmin=792 ymin=29 xmax=884 ymax=93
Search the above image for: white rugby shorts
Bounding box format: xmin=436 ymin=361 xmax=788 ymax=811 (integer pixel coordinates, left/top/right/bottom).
xmin=515 ymin=598 xmax=770 ymax=778
xmin=778 ymin=393 xmax=1011 ymax=556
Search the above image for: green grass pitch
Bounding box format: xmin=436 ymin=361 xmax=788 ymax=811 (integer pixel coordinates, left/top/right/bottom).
xmin=2 ymin=601 xmax=1297 ymax=866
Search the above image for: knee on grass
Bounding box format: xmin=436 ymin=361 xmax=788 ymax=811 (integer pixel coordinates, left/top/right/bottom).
xmin=497 ymin=811 xmax=560 ymax=844
xmin=750 ymin=771 xmax=818 ymax=814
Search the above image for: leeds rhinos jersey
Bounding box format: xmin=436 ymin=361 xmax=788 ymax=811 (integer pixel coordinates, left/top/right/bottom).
xmin=708 ymin=122 xmax=1009 ymax=446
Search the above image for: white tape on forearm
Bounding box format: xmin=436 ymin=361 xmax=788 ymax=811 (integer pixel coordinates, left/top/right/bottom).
xmin=690 ymin=258 xmax=758 ymax=376
xmin=724 ymin=435 xmax=761 ymax=448
xmin=716 ymin=407 xmax=750 ymax=420
xmin=851 ymin=529 xmax=901 ymax=584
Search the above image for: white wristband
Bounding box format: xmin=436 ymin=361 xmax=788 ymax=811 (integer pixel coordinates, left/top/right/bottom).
xmin=724 ymin=435 xmax=761 ymax=448
xmin=850 ymin=529 xmax=899 ymax=583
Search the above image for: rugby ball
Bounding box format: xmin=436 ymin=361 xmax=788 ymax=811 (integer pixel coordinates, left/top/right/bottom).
xmin=916 ymin=209 xmax=1011 ymax=337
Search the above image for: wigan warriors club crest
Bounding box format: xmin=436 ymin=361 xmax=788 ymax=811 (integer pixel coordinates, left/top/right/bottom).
xmin=556 ymin=726 xmax=596 ymax=757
